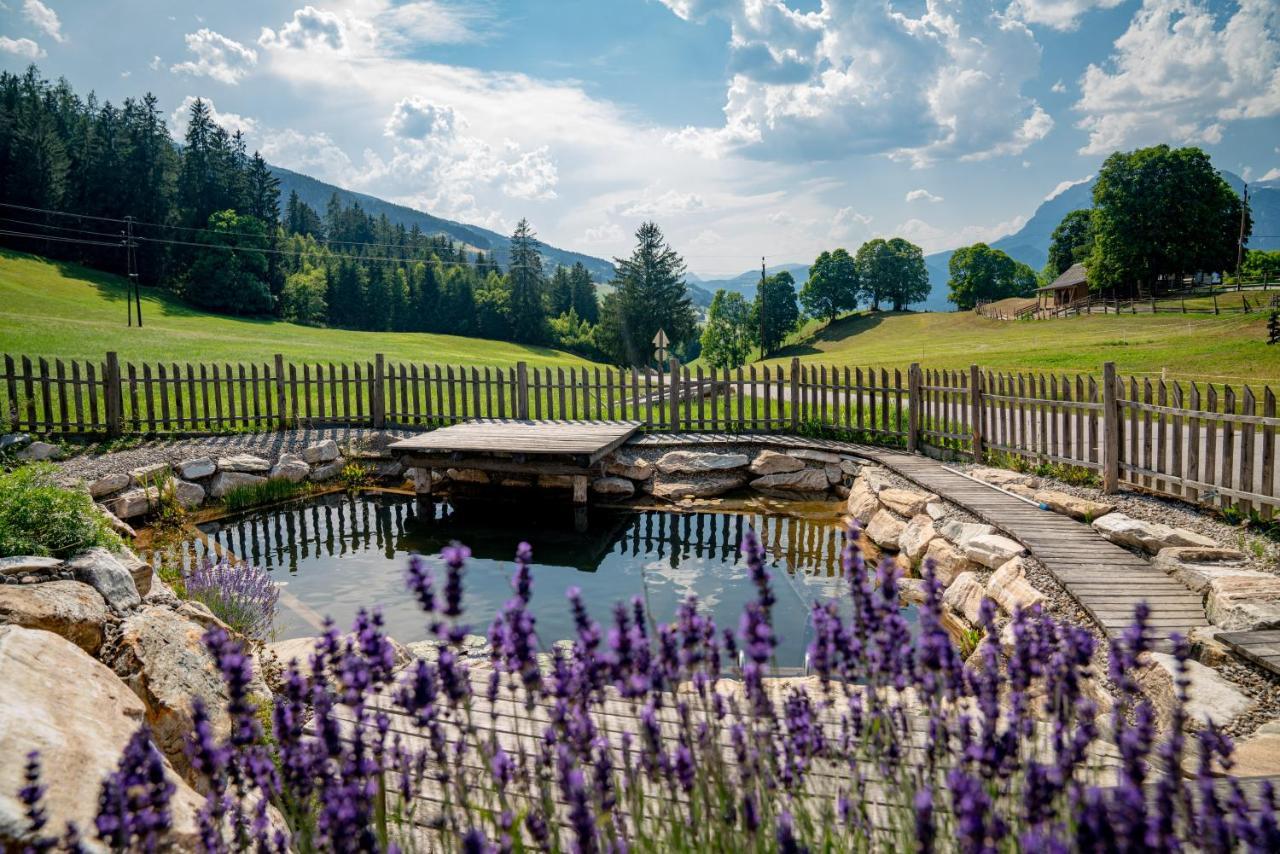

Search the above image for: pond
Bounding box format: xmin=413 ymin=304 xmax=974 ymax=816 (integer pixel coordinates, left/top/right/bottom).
xmin=145 ymin=490 xmax=917 ymax=668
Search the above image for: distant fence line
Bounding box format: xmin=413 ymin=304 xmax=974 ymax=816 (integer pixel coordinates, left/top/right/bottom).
xmin=3 ymin=352 xmax=1277 ymax=515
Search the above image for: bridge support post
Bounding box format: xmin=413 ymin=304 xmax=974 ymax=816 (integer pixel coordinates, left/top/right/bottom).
xmin=572 ymin=475 xmax=588 ymax=505
xmin=413 ymin=466 xmax=434 ymax=497
xmin=1102 ymin=361 xmax=1120 ymax=493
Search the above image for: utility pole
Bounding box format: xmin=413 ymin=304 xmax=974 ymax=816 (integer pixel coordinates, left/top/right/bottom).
xmin=124 ymin=216 xmax=142 ymax=327
xmin=1235 ymin=182 xmax=1249 ymax=291
xmin=758 ymin=256 xmax=767 ymax=361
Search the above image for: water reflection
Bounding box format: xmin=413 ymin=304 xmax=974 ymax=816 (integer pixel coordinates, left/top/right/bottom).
xmin=145 ymin=492 xmax=908 ymax=667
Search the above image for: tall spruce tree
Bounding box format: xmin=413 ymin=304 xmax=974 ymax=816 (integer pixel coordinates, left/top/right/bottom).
xmin=568 ymin=262 xmax=598 ymax=323
xmin=598 ymin=221 xmax=697 ymax=366
xmin=506 ymin=218 xmax=547 ymax=343
xmin=548 ymin=264 xmax=573 ymax=316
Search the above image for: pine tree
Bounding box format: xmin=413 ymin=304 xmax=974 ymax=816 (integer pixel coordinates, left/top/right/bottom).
xmin=569 ymin=262 xmax=598 ymax=323
xmin=548 ymin=265 xmax=573 ymax=316
xmin=506 ymin=218 xmax=547 ymax=343
xmin=598 ymin=222 xmax=696 ymax=366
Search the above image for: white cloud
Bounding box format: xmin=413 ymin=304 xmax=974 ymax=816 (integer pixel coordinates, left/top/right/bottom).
xmin=384 ymin=97 xmax=459 ymax=140
xmin=1008 ymin=0 xmax=1123 ymax=32
xmin=0 ymin=35 xmax=43 ymax=58
xmin=829 ymin=206 xmax=873 ymax=241
xmin=620 ymin=189 xmax=705 ymax=217
xmin=659 ymin=0 xmax=1053 ymax=166
xmin=888 ymin=213 xmax=1027 ymax=253
xmin=149 ymin=55 xmax=161 ymax=70
xmin=171 ymin=29 xmax=258 ymax=85
xmin=1044 ymin=173 xmax=1093 ymax=200
xmin=906 ymin=189 xmax=944 ymax=203
xmin=582 ymin=223 xmax=625 ymax=245
xmin=375 ymin=1 xmax=492 ymax=48
xmin=260 ymin=129 xmax=354 ymax=181
xmin=1076 ymin=0 xmax=1280 ymax=154
xmin=169 ymin=96 xmax=259 ymax=138
xmin=1261 ymin=167 xmax=1280 ymax=181
xmin=22 ymin=0 xmax=63 ymax=43
xmin=259 ymin=5 xmax=346 ymax=51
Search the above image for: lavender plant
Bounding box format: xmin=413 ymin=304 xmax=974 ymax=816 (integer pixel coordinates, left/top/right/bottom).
xmin=15 ymin=523 xmax=1280 ymax=852
xmin=183 ymin=557 xmax=280 ymax=641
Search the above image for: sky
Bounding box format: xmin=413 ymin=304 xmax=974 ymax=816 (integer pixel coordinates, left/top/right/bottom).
xmin=2 ymin=0 xmax=1279 ymax=277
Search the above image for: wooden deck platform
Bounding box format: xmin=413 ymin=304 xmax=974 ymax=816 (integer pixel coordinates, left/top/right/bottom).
xmin=1218 ymin=630 xmax=1280 ymax=676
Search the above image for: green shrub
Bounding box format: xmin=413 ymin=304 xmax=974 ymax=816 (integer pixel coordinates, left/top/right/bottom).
xmin=339 ymin=462 xmax=371 ymax=490
xmin=220 ymin=477 xmax=310 ymax=513
xmin=0 ymin=463 xmax=120 ymax=557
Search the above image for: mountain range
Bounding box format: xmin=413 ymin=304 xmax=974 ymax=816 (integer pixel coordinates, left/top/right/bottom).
xmin=272 ymin=163 xmax=1279 ymax=315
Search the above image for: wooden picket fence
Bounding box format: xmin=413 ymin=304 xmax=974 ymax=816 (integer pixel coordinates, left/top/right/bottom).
xmin=3 ymin=352 xmax=1277 ymax=514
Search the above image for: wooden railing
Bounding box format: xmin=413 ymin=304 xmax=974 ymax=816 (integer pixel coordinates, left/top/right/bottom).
xmin=3 ymin=352 xmax=1277 ymax=514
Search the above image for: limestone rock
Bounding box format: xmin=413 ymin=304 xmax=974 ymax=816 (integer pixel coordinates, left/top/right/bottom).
xmin=537 ymin=474 xmax=573 ymax=489
xmin=943 ymin=574 xmax=987 ymax=626
xmin=66 ymin=547 xmax=140 ymax=611
xmin=1147 ymin=652 xmax=1253 ymax=728
xmin=177 ymin=456 xmax=216 ymax=480
xmin=865 ymin=510 xmax=907 ymax=550
xmin=1152 ymin=550 xmax=1280 ymax=631
xmin=985 ymin=556 xmax=1045 ymax=614
xmin=1033 ymin=489 xmax=1115 ymax=521
xmin=88 ymin=472 xmax=130 ymax=498
xmin=15 ymin=440 xmax=59 ymax=461
xmin=606 ymin=454 xmax=653 ymax=481
xmin=899 ymin=515 xmax=937 ymax=563
xmin=1220 ymin=731 xmax=1280 ymax=777
xmin=970 ymin=466 xmax=1036 ymax=488
xmin=925 ymin=501 xmax=948 ymax=521
xmin=963 ymin=534 xmax=1026 ymax=569
xmin=898 ymin=578 xmax=928 ymax=606
xmin=786 ymin=449 xmax=842 ymax=465
xmin=1188 ymin=627 xmax=1235 ymax=668
xmin=656 ymin=450 xmax=749 ymax=475
xmin=113 ymin=546 xmax=153 ymax=597
xmin=591 ymin=477 xmax=635 ymax=497
xmin=845 ymin=481 xmax=880 ymax=525
xmin=129 ymin=461 xmax=172 ymax=486
xmin=652 ymin=472 xmax=748 ymax=500
xmin=95 ymin=503 xmax=136 ymax=539
xmin=310 ymin=458 xmax=347 ymax=481
xmin=0 ymin=581 xmax=109 ymax=654
xmin=1092 ymin=513 xmax=1216 ymax=554
xmin=446 ymin=467 xmax=489 ymax=484
xmin=879 ymin=488 xmax=937 ymax=518
xmin=301 ymin=439 xmax=340 ymax=464
xmin=269 ymin=633 xmax=412 ymax=672
xmin=750 ymin=450 xmax=804 ymax=476
xmin=1153 ymin=546 xmax=1247 ymax=569
xmin=269 ymin=452 xmax=310 ymax=483
xmin=370 ymin=460 xmax=404 ymax=479
xmin=824 ymin=465 xmax=842 ymax=484
xmin=0 ymin=432 xmax=31 ymax=451
xmin=839 ymin=459 xmax=861 ymax=477
xmin=104 ymin=486 xmax=158 ymax=519
xmin=1006 ymin=484 xmax=1038 ymax=499
xmin=923 ymin=538 xmax=978 ymax=586
xmin=216 ymin=453 xmax=271 ymax=474
xmin=0 ymin=626 xmax=204 ymax=851
xmin=110 ymin=604 xmax=270 ymax=782
xmin=750 ymin=468 xmax=830 ymax=493
xmin=171 ymin=478 xmax=205 ymax=509
xmin=938 ymin=519 xmax=996 ymax=547
xmin=0 ymin=556 xmax=62 ymax=578
xmin=856 ymin=468 xmax=894 ymax=494
xmin=209 ymin=470 xmax=267 ymax=498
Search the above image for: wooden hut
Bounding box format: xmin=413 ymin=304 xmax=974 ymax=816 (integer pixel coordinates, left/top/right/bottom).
xmin=1035 ymin=262 xmax=1089 ymax=311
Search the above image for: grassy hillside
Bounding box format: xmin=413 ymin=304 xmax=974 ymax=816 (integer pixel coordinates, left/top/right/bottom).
xmin=0 ymin=250 xmax=594 ymax=368
xmin=765 ymin=309 xmax=1280 ymax=382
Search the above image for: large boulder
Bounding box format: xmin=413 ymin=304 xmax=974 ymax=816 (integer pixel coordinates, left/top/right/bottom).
xmin=1216 ymin=724 xmax=1280 ymax=777
xmin=109 ymin=604 xmax=270 ymax=783
xmin=962 ymin=534 xmax=1026 ymax=569
xmin=301 ymin=439 xmax=340 ymax=464
xmin=88 ymin=472 xmax=130 ymax=498
xmin=171 ymin=478 xmax=206 ymax=509
xmin=923 ymin=538 xmax=979 ymax=586
xmin=270 ymin=453 xmax=310 ymax=483
xmin=310 ymin=458 xmax=347 ymax=482
xmin=129 ymin=462 xmax=172 ymax=486
xmin=606 ymin=454 xmax=653 ymax=481
xmin=786 ymin=449 xmax=842 ymax=465
xmin=985 ymin=556 xmax=1045 ymax=615
xmin=750 ymin=468 xmax=830 ymax=493
xmin=268 ymin=634 xmax=412 ymax=672
xmin=1144 ymin=652 xmax=1253 ymax=729
xmin=651 ymin=472 xmax=748 ymax=500
xmin=655 ymin=450 xmax=749 ymax=475
xmin=209 ymin=470 xmax=267 ymax=498
xmin=591 ymin=477 xmax=635 ymax=497
xmin=66 ymin=548 xmax=140 ymax=612
xmin=0 ymin=556 xmax=62 ymax=579
xmin=0 ymin=581 xmax=110 ymax=655
xmin=103 ymin=486 xmax=158 ymax=520
xmin=15 ymin=440 xmax=60 ymax=461
xmin=878 ymin=488 xmax=937 ymax=518
xmin=1033 ymin=490 xmax=1115 ymax=522
xmin=865 ymin=510 xmax=907 ymax=550
xmin=0 ymin=626 xmax=204 ymax=850
xmin=177 ymin=456 xmax=216 ymax=480
xmin=845 ymin=481 xmax=880 ymax=525
xmin=112 ymin=547 xmax=153 ymax=598
xmin=1153 ymin=548 xmax=1280 ymax=630
xmin=943 ymin=574 xmax=987 ymax=626
xmin=898 ymin=515 xmax=937 ymax=563
xmin=216 ymin=454 xmax=271 ymax=474
xmin=749 ymin=450 xmax=804 ymax=476
xmin=1092 ymin=513 xmax=1217 ymax=554
xmin=969 ymin=466 xmax=1037 ymax=488
xmin=446 ymin=467 xmax=489 ymax=484
xmin=95 ymin=504 xmax=137 ymax=539
xmin=937 ymin=520 xmax=996 ymax=548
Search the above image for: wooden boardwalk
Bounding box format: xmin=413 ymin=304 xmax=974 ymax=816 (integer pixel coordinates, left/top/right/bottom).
xmin=1218 ymin=631 xmax=1280 ymax=676
xmin=632 ymin=432 xmax=1209 ymax=645
xmin=390 ymin=419 xmax=639 ymax=463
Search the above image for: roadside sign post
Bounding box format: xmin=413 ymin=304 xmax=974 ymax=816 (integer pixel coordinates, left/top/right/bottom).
xmin=652 ymin=329 xmax=669 ymax=368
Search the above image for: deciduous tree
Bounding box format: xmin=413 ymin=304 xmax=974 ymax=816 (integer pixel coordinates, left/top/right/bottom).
xmin=700 ymin=290 xmax=753 ymax=369
xmin=801 ymin=248 xmax=859 ymax=322
xmin=750 ymin=270 xmax=800 ymax=357
xmin=946 ymin=243 xmax=1037 ymax=310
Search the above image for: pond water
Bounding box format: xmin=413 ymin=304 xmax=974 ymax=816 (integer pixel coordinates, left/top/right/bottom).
xmin=147 ymin=491 xmax=916 ymax=667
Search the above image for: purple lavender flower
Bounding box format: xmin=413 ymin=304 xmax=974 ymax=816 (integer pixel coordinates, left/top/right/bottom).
xmin=183 ymin=557 xmax=279 ymax=641
xmin=95 ymin=728 xmax=174 ymax=853
xmin=441 ymin=542 xmax=470 ymax=619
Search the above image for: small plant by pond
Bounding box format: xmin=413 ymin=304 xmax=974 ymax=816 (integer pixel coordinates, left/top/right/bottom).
xmin=984 ymin=450 xmax=1101 ymax=488
xmin=0 ymin=463 xmax=119 ymax=557
xmin=220 ymin=477 xmax=312 ymax=513
xmin=16 ymin=527 xmax=1280 ymax=851
xmin=182 ymin=557 xmax=279 ymax=641
xmin=339 ymin=461 xmax=372 ymax=490
xmin=139 ymin=467 xmax=188 ymax=532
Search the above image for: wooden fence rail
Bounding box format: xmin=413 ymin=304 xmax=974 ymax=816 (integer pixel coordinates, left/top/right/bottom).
xmin=2 ymin=353 xmax=1277 ymax=514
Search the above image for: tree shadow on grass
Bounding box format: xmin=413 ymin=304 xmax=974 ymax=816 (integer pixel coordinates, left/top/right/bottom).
xmin=775 ymin=311 xmax=892 ymax=357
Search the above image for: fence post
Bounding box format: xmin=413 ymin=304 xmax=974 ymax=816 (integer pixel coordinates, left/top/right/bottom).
xmin=274 ymin=354 xmax=287 ymax=430
xmin=907 ymin=363 xmax=921 ymax=452
xmin=104 ymin=351 xmax=122 ymax=437
xmin=371 ymin=354 xmax=386 ymax=429
xmin=3 ymin=355 xmax=17 ymax=432
xmin=669 ymin=358 xmax=681 ymax=432
xmin=789 ymin=357 xmax=800 ymax=431
xmin=970 ymin=363 xmax=983 ymax=461
xmin=516 ymin=361 xmax=529 ymax=420
xmin=1102 ymin=361 xmax=1119 ymax=493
